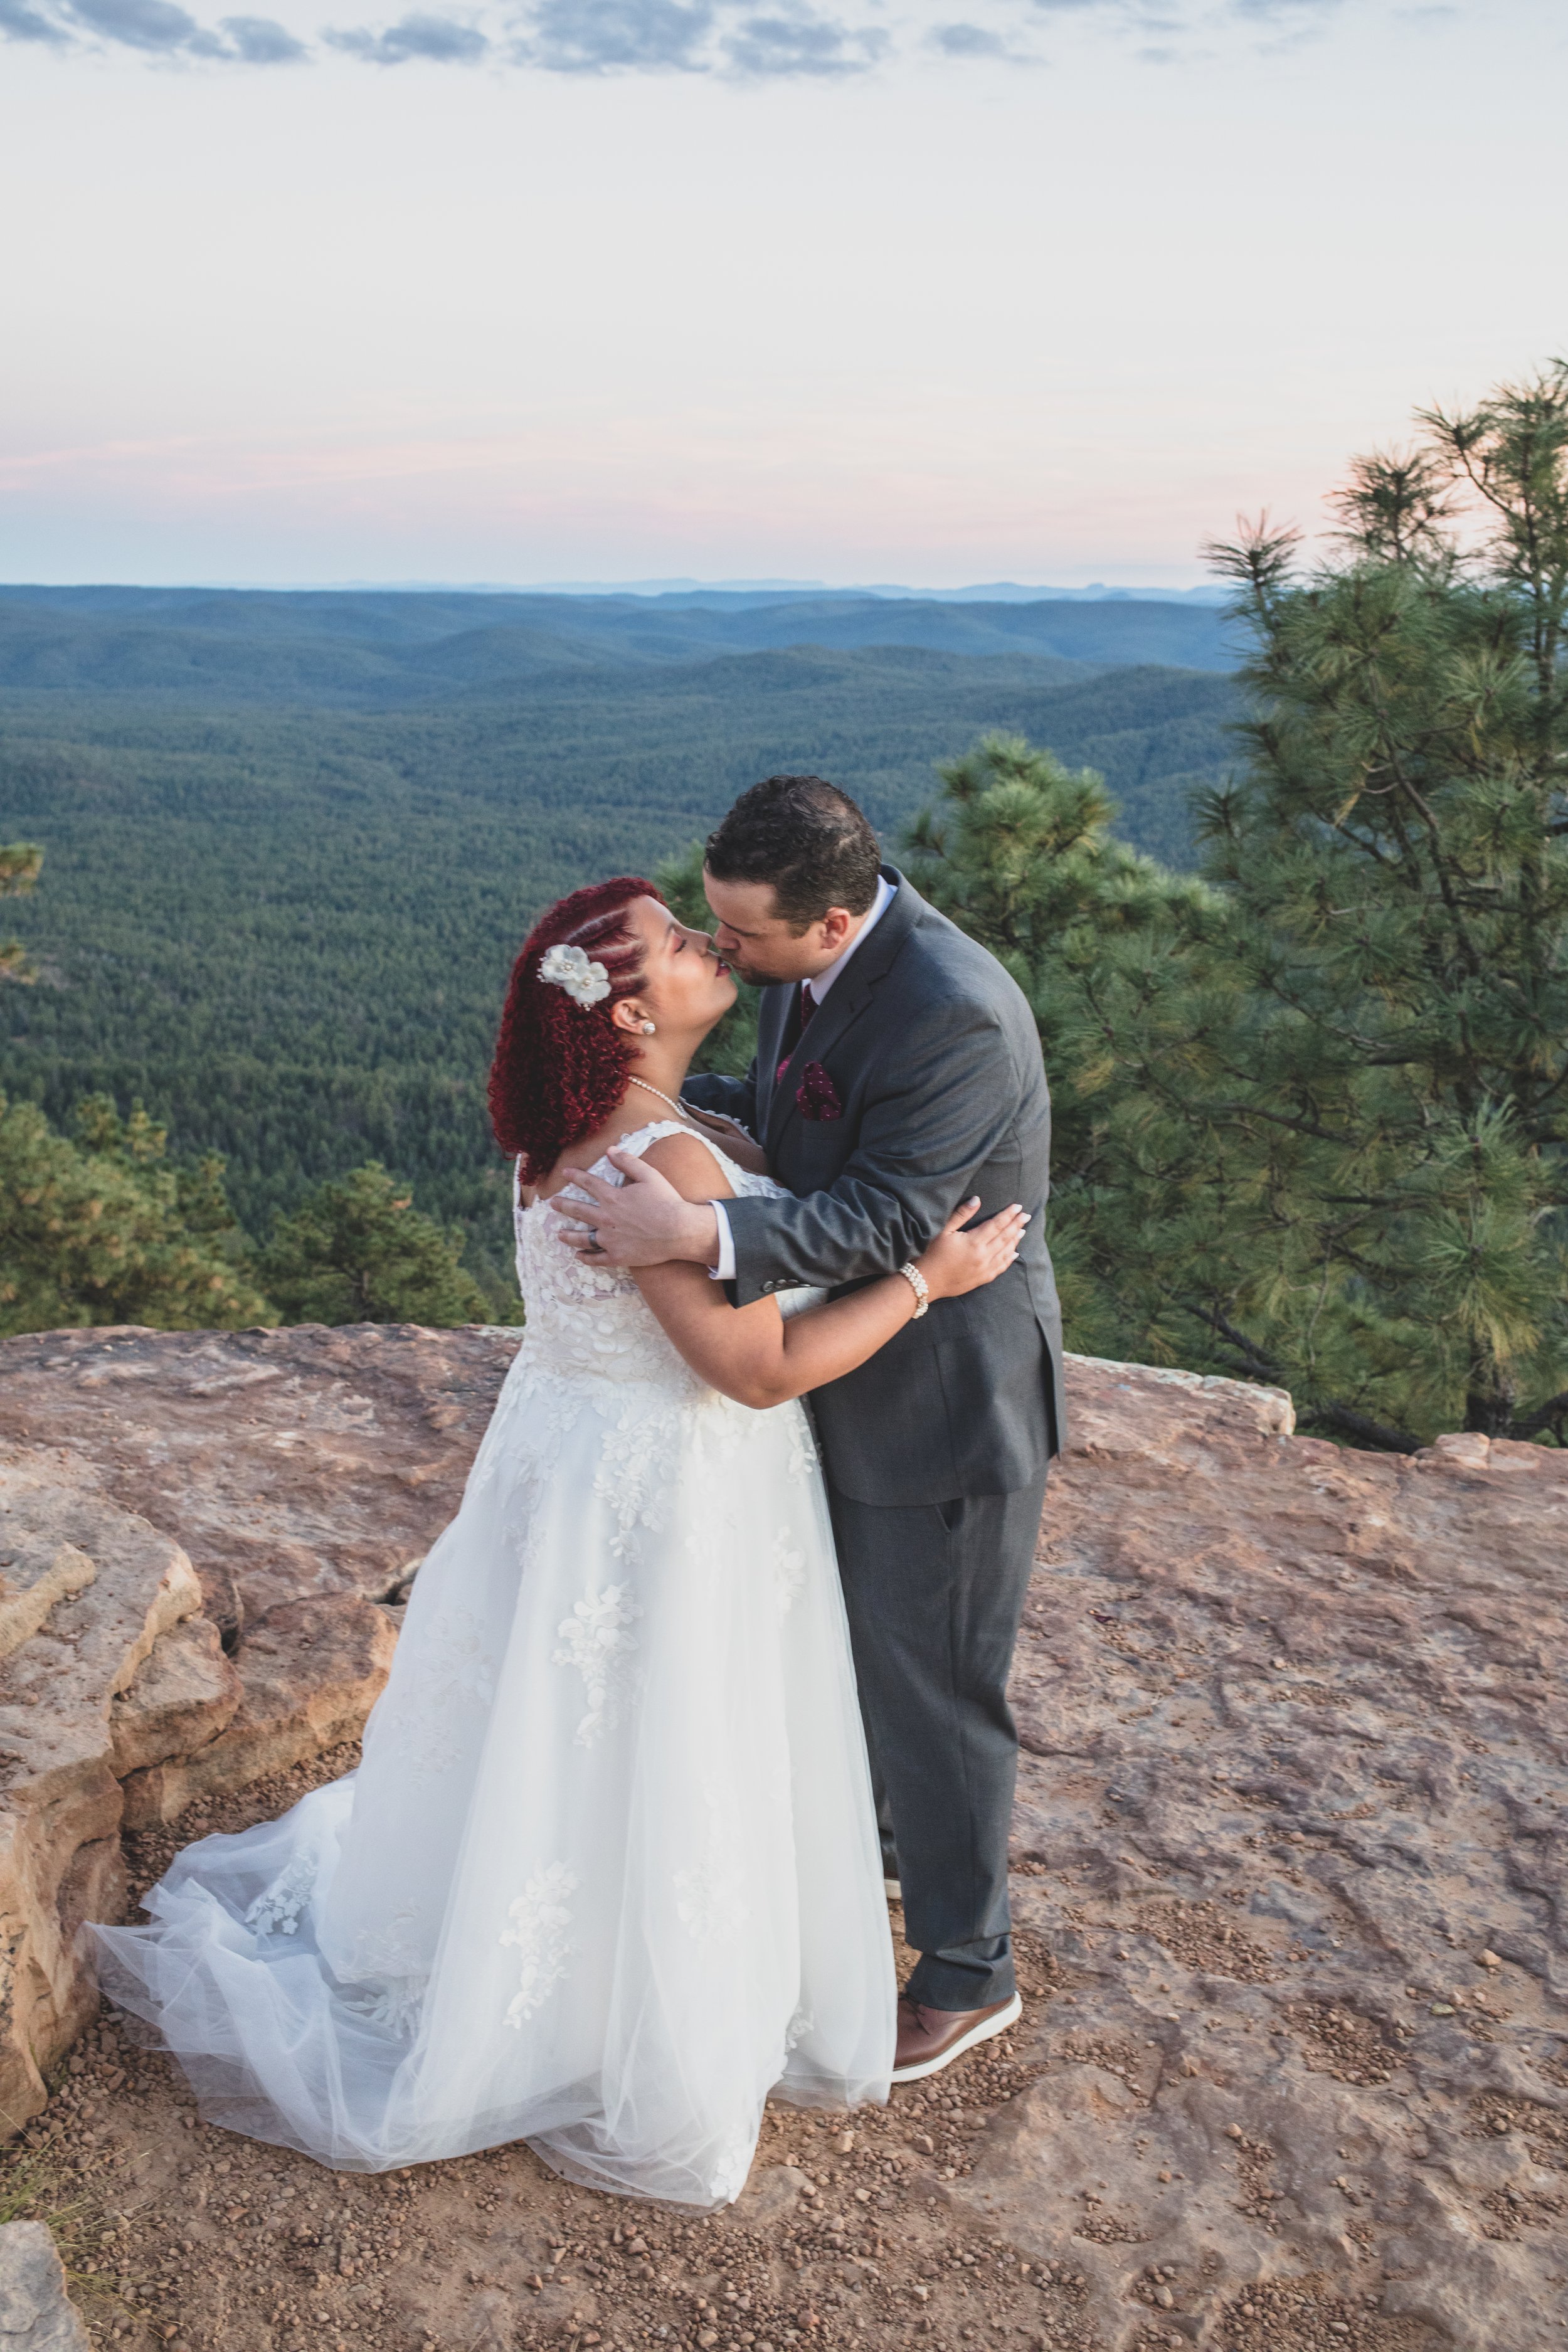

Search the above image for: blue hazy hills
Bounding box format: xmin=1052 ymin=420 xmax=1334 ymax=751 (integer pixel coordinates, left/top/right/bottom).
xmin=0 ymin=583 xmax=1241 ymax=702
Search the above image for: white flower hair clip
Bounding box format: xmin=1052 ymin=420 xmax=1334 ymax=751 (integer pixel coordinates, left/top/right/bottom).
xmin=539 ymin=941 xmax=612 ymax=1007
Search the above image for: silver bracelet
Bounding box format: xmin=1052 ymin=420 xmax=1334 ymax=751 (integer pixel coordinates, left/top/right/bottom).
xmin=898 ymin=1261 xmax=930 ymax=1319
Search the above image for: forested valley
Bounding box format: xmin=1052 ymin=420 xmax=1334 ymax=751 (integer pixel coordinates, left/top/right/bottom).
xmin=0 ymin=597 xmax=1236 ymax=1306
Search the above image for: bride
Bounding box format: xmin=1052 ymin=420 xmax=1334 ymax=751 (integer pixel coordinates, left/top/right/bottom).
xmin=92 ymin=876 xmax=1026 ymax=2208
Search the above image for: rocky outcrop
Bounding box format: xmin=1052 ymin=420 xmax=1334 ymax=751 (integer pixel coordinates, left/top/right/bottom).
xmin=0 ymin=2222 xmax=90 ymax=2349
xmin=0 ymin=1322 xmax=521 ymax=1638
xmin=0 ymin=1323 xmax=1564 ymax=2347
xmin=0 ymin=1323 xmax=497 ymax=2126
xmin=0 ymin=1443 xmax=201 ymax=2128
xmin=973 ymin=1354 xmax=1568 ymax=2351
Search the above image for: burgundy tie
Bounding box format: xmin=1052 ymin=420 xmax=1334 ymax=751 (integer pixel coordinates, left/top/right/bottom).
xmin=776 ymin=982 xmax=817 ymax=1088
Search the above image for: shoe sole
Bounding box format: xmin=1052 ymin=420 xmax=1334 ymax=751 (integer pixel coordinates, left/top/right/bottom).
xmin=883 ymin=1877 xmax=902 ymax=1902
xmin=891 ymin=1989 xmax=1023 ymax=2085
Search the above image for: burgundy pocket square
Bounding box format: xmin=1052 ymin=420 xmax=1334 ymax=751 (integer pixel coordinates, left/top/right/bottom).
xmin=796 ymin=1061 xmax=843 ymax=1121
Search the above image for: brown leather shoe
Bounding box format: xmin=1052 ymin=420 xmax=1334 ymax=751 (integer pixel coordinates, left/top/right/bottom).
xmin=891 ymin=1989 xmax=1022 ymax=2084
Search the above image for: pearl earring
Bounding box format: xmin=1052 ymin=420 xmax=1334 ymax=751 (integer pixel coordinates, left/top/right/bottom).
xmin=642 ymin=1020 xmax=657 ymax=1035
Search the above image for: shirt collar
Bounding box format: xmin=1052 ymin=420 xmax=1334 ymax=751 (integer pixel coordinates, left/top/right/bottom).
xmin=807 ymin=871 xmax=896 ymax=1005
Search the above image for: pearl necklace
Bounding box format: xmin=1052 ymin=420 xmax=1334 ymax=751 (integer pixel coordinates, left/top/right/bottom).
xmin=626 ymin=1076 xmax=701 ymax=1128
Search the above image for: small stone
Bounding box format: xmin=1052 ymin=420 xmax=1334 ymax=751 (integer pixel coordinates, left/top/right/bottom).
xmin=1155 ymin=2285 xmax=1174 ymax=2308
xmin=1431 ymin=2003 xmax=1454 ymax=2016
xmin=1480 ymin=1949 xmax=1502 ymax=1969
xmin=1157 ymin=2168 xmax=1172 ymax=2183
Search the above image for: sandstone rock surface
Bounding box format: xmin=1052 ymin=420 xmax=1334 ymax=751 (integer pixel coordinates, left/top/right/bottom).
xmin=0 ymin=1327 xmax=438 ymax=2126
xmin=0 ymin=2222 xmax=89 ymax=2349
xmin=978 ymin=1353 xmax=1568 ymax=2350
xmin=0 ymin=1323 xmax=1564 ymax=2348
xmin=0 ymin=1323 xmax=520 ymax=1638
xmin=0 ymin=1443 xmax=200 ymax=2127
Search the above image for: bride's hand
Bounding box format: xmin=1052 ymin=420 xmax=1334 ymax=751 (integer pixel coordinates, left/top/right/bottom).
xmin=677 ymin=1106 xmax=771 ymax=1177
xmin=913 ymin=1199 xmax=1030 ymax=1300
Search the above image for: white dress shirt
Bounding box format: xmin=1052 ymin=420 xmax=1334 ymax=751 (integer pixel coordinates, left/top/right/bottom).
xmin=706 ymin=873 xmax=896 ymax=1282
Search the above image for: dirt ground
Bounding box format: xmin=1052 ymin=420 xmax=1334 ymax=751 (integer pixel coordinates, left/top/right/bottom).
xmin=5 ymin=1751 xmax=1421 ymax=2352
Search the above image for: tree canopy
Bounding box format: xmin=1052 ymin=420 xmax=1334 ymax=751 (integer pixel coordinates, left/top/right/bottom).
xmin=910 ymin=364 xmax=1568 ymax=1447
xmin=255 ymin=1162 xmax=497 ymax=1329
xmin=1 ymin=839 xmax=41 ymax=983
xmin=0 ymin=1091 xmax=271 ymax=1337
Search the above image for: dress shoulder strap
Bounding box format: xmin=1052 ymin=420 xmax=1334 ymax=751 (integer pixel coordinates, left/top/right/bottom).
xmin=611 ymin=1118 xmax=690 ymax=1161
xmin=595 ymin=1118 xmax=739 ymax=1192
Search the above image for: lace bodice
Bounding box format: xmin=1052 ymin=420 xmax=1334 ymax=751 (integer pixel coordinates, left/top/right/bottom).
xmin=512 ymin=1120 xmax=820 ymax=1391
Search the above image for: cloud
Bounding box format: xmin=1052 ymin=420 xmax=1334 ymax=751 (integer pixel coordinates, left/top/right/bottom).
xmin=512 ymin=0 xmax=887 ymax=77
xmin=929 ymin=18 xmax=1014 ymax=52
xmin=3 ymin=0 xmax=309 ymax=48
xmin=220 ymin=9 xmax=305 ymax=54
xmin=4 ymin=0 xmax=1359 ymax=72
xmin=723 ymin=6 xmax=888 ymax=73
xmin=326 ymin=8 xmax=487 ymax=58
xmin=64 ymin=0 xmax=225 ymax=49
xmin=520 ymin=0 xmax=716 ymax=72
xmin=0 ymin=0 xmax=71 ymax=39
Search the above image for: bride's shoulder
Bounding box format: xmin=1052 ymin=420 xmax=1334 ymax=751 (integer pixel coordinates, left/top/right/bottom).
xmin=637 ymin=1125 xmax=738 ymax=1200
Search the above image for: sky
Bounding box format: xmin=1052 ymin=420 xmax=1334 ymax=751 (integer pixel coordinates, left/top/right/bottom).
xmin=1 ymin=0 xmax=1564 ymax=589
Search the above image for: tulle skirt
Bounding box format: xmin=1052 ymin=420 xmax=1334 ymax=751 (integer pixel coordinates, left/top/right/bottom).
xmin=92 ymin=1347 xmax=895 ymax=2203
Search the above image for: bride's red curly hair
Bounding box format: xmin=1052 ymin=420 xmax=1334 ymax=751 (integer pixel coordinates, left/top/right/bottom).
xmin=489 ymin=877 xmax=666 ymax=1183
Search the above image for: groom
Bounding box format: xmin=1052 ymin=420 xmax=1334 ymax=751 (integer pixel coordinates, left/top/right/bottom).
xmin=554 ymin=774 xmax=1065 ymax=2082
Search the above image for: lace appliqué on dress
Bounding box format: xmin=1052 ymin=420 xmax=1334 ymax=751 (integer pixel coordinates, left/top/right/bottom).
xmin=784 ymin=1404 xmax=820 ymax=1481
xmin=385 ymin=1607 xmax=497 ymax=1780
xmin=245 ymin=1854 xmax=316 ymax=1937
xmin=770 ymin=1530 xmax=807 ymax=1619
xmin=552 ymin=1584 xmax=643 ymax=1745
xmin=500 ymin=1864 xmax=578 ymax=2026
xmin=349 ymin=1977 xmax=429 ymax=2039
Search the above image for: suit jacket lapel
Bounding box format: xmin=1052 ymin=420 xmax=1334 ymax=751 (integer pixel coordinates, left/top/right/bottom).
xmin=756 ymin=982 xmax=794 ymax=1136
xmin=765 ymin=867 xmax=918 ymax=1153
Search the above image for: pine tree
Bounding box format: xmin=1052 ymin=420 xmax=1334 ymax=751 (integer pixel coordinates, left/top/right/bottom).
xmin=910 ymin=365 xmax=1568 ymax=1449
xmin=257 ymin=1162 xmax=489 ymax=1327
xmin=1 ymin=842 xmax=42 ymax=983
xmin=0 ymin=1091 xmax=272 ymax=1336
xmin=1194 ymin=363 xmax=1568 ymax=1441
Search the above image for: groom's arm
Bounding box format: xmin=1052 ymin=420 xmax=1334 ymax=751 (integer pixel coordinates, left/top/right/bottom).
xmin=722 ymin=1003 xmax=1024 ymax=1306
xmin=551 ymin=1003 xmax=1033 ymax=1283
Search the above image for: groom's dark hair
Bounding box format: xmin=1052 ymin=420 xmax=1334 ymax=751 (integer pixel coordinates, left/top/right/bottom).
xmin=705 ymin=775 xmax=881 ymax=932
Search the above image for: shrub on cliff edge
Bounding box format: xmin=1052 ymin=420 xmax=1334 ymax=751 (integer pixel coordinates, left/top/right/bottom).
xmin=0 ymin=1091 xmax=272 ymax=1335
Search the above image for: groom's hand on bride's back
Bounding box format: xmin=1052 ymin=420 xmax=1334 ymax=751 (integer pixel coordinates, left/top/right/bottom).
xmin=551 ymin=1153 xmax=723 ymax=1269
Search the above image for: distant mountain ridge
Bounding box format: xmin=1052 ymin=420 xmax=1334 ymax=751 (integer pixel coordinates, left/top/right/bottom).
xmin=0 ymin=584 xmax=1243 ymax=703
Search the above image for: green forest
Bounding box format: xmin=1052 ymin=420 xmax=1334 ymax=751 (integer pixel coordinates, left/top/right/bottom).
xmin=0 ymin=640 xmax=1234 ymax=1300
xmin=6 ymin=363 xmax=1565 ymax=1449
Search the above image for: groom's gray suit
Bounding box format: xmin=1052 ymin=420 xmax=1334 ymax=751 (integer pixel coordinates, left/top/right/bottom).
xmin=684 ymin=865 xmax=1064 ymax=2010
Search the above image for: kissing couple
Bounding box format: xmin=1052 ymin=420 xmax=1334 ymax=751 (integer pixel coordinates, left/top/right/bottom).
xmin=95 ymin=773 xmax=1067 ymax=2208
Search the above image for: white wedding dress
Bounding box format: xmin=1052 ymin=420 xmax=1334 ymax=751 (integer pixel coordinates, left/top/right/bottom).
xmin=93 ymin=1121 xmax=894 ymax=2204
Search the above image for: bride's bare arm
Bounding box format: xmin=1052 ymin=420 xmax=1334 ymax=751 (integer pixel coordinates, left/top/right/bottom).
xmin=629 ymin=1133 xmax=1026 ymax=1410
